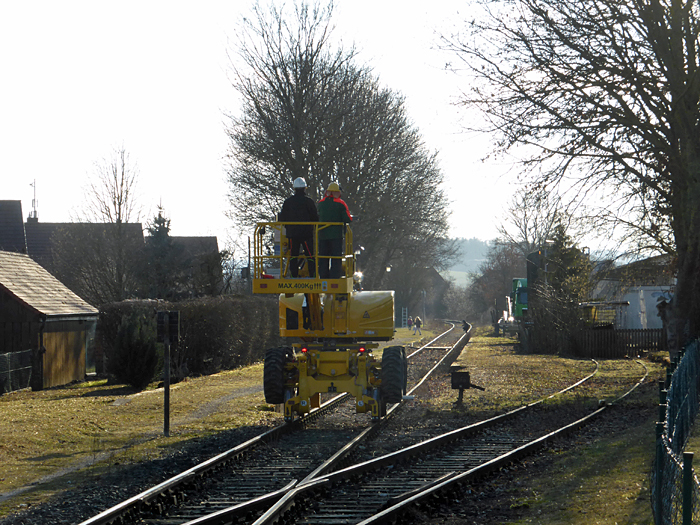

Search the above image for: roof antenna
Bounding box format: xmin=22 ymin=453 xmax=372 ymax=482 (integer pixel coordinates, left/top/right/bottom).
xmin=29 ymin=179 xmax=38 ymax=220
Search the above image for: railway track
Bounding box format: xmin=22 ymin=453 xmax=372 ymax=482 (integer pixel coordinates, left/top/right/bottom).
xmin=76 ymin=326 xmax=647 ymax=525
xmin=256 ymin=359 xmax=649 ymax=525
xmin=77 ymin=324 xmax=465 ymax=525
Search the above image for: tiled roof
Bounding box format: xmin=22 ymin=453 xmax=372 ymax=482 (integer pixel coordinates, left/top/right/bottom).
xmin=0 ymin=251 xmax=98 ymax=317
xmin=0 ymin=201 xmax=27 ymax=253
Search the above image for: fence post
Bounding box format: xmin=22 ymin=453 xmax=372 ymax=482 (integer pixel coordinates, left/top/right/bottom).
xmin=683 ymin=452 xmax=694 ymax=525
xmin=656 ymin=422 xmax=664 ymax=525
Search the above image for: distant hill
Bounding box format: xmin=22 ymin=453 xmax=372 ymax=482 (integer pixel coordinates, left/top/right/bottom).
xmin=450 ymin=237 xmax=490 ymax=273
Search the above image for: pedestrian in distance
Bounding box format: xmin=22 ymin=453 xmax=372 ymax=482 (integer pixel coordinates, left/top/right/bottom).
xmin=407 ymin=316 xmax=413 ymax=330
xmin=413 ymin=316 xmax=422 ymax=336
xmin=317 ymin=182 xmax=352 ymax=278
xmin=279 ymin=177 xmax=319 ymax=278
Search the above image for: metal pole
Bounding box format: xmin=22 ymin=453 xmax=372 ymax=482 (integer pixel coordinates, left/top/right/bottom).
xmin=683 ymin=452 xmax=694 ymax=525
xmin=164 ymin=314 xmax=170 ymax=437
xmin=656 ymin=422 xmax=664 ymax=525
xmin=659 ymin=379 xmax=666 ymax=403
xmin=248 ymin=236 xmax=252 ymax=295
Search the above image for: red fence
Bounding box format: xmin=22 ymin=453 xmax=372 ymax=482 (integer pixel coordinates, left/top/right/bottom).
xmin=576 ymin=328 xmax=663 ymax=358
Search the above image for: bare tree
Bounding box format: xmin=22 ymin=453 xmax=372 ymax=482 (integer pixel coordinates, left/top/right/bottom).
xmin=53 ymin=147 xmax=144 ymax=305
xmin=469 ymin=242 xmax=526 ymax=317
xmin=79 ymin=147 xmax=142 ymax=225
xmin=226 ymin=0 xmax=360 ymax=224
xmin=226 ymin=1 xmax=454 ymax=292
xmin=497 ymin=190 xmax=570 ymax=257
xmin=443 ymin=0 xmax=700 ymax=350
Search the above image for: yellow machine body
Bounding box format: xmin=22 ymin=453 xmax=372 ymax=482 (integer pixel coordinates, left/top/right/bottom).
xmin=279 ymin=291 xmax=395 ymax=340
xmin=282 ymin=347 xmax=384 ymax=418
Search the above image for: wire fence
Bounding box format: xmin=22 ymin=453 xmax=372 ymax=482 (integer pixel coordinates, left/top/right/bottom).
xmin=0 ymin=349 xmax=32 ymax=394
xmin=651 ymin=340 xmax=700 ymax=524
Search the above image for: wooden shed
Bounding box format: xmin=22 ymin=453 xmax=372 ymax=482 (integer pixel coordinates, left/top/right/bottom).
xmin=0 ymin=250 xmax=98 ymax=391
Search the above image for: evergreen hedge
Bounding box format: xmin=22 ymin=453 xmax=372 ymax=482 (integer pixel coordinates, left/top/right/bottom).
xmin=97 ymin=295 xmax=281 ymax=384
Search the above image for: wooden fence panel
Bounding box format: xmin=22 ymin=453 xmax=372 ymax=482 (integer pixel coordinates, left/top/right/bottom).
xmin=577 ymin=328 xmax=663 ymax=358
xmin=43 ymin=330 xmax=85 ymax=389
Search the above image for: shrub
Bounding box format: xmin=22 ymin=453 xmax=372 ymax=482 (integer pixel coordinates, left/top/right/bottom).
xmin=109 ymin=311 xmax=159 ymax=390
xmin=98 ymin=296 xmax=280 ymax=380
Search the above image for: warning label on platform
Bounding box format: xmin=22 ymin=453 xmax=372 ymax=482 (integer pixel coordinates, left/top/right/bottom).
xmin=275 ymin=281 xmax=325 ymax=292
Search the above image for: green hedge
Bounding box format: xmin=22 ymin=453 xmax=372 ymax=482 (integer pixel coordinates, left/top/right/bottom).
xmin=97 ymin=295 xmax=281 ymax=382
xmin=112 ymin=311 xmax=159 ymax=389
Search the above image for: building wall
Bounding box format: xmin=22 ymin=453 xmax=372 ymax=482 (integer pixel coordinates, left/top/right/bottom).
xmin=0 ymin=321 xmax=34 ymax=354
xmin=42 ymin=321 xmax=88 ymax=388
xmin=621 ymin=286 xmax=673 ymax=330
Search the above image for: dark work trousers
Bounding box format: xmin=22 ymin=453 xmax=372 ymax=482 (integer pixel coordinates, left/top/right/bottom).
xmin=289 ymin=236 xmax=315 ymax=277
xmin=318 ymin=237 xmax=343 ymax=278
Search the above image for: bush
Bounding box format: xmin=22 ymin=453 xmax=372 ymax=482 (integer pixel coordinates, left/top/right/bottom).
xmin=110 ymin=312 xmax=159 ymax=390
xmin=525 ymin=282 xmax=584 ymax=355
xmin=98 ymin=296 xmax=281 ymax=381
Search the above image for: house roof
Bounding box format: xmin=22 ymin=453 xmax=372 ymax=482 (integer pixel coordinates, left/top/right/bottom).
xmin=24 ymin=220 xmax=145 ymax=269
xmin=0 ymin=201 xmax=27 ymax=254
xmin=171 ymin=236 xmax=219 ymax=259
xmin=600 ymin=254 xmax=675 ymax=286
xmin=0 ymin=250 xmax=98 ymax=318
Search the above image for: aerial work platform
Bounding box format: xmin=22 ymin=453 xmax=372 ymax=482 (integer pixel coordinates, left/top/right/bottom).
xmin=254 ymin=220 xmax=404 ymax=421
xmin=252 ymin=221 xmax=356 ymax=295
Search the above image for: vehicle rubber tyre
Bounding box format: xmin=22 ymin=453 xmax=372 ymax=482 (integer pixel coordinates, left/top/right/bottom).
xmin=381 ymin=346 xmax=404 ymax=404
xmin=264 ymin=347 xmax=288 ymax=404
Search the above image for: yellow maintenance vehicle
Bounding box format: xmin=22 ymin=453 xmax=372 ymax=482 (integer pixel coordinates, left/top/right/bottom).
xmin=253 ymin=221 xmax=407 ymax=421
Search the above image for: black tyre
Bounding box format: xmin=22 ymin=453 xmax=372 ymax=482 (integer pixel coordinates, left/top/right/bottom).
xmin=381 ymin=346 xmax=405 ymax=404
xmin=264 ymin=347 xmax=288 ymax=404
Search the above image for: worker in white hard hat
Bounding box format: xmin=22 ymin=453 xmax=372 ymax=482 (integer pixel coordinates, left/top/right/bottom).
xmin=279 ymin=177 xmax=319 ymax=277
xmin=317 ymin=181 xmax=352 ymax=278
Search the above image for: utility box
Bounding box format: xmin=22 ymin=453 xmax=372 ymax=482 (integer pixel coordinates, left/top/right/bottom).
xmin=451 ymin=369 xmax=472 ymax=390
xmin=451 ymin=365 xmax=484 ymax=404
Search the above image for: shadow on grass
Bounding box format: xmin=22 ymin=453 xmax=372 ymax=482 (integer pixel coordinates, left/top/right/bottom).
xmin=80 ymin=386 xmax=139 ymax=398
xmin=25 ymin=452 xmax=75 ymax=462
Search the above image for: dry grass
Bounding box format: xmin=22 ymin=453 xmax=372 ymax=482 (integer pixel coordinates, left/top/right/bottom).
xmin=0 ymin=326 xmax=434 ymax=516
xmin=444 ymin=326 xmax=663 ymax=525
xmin=0 ymin=364 xmax=276 ymax=510
xmin=0 ymin=323 xmax=665 ymax=524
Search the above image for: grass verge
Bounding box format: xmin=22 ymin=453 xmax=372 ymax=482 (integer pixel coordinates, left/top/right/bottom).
xmin=448 ymin=326 xmax=661 ymax=524
xmin=0 ymin=323 xmax=665 ymax=524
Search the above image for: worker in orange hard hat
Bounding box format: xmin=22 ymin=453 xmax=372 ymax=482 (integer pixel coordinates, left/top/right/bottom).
xmin=317 ymin=182 xmax=352 ymax=278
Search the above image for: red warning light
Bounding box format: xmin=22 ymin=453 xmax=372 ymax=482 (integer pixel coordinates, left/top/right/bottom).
xmin=359 ymin=346 xmax=366 ymax=353
xmin=301 ymin=347 xmax=308 ymax=353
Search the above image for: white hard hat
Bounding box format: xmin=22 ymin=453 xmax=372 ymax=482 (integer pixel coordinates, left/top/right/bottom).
xmin=293 ymin=177 xmax=307 ymax=189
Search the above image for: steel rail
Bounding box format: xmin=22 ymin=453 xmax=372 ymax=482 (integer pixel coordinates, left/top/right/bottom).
xmin=77 ymin=324 xmax=459 ymax=525
xmin=248 ymin=334 xmax=605 ymax=525
xmin=172 ymin=324 xmax=461 ymax=525
xmin=357 ymin=360 xmax=650 ymax=524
